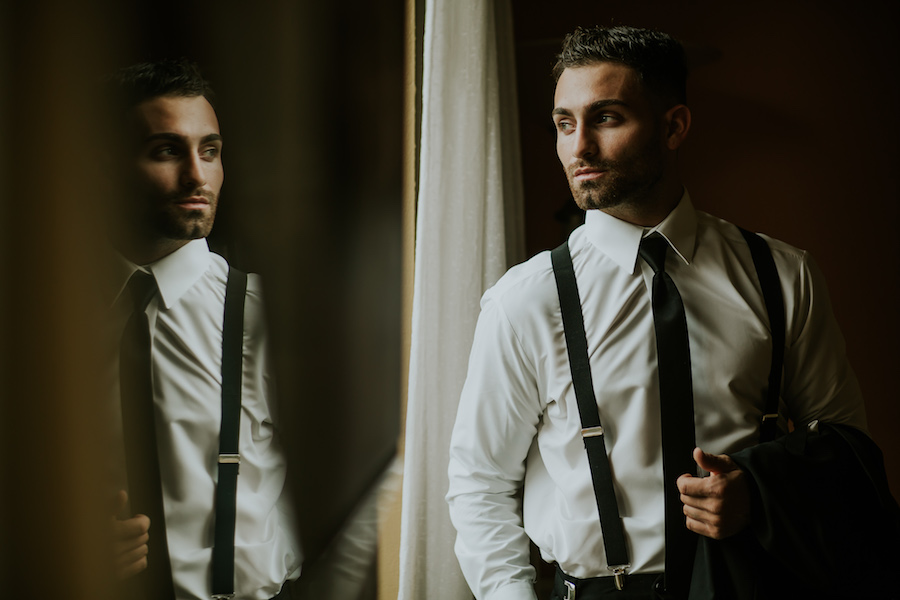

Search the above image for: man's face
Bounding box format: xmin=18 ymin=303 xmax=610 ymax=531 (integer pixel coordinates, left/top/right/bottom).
xmin=552 ymin=62 xmax=667 ymax=214
xmin=123 ymin=94 xmax=223 ymax=247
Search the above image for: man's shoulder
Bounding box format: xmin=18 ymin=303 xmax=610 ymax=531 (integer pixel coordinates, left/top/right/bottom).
xmin=202 ymin=254 xmax=268 ymax=341
xmin=206 ymin=252 xmax=265 ymax=296
xmin=696 ymin=211 xmax=809 ymax=268
xmin=483 ymin=246 xmax=562 ymax=323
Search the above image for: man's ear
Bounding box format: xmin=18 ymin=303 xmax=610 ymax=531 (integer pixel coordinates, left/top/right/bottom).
xmin=664 ymin=104 xmax=691 ymax=150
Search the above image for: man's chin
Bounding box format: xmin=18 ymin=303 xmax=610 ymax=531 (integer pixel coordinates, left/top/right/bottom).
xmin=160 ymin=217 xmax=215 ymax=241
xmin=573 ymin=190 xmax=620 ymax=212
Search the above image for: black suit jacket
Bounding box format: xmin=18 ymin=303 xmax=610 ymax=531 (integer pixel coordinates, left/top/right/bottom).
xmin=688 ymin=422 xmax=899 ymax=600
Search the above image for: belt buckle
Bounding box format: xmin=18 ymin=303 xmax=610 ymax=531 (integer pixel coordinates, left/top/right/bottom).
xmin=563 ymin=579 xmax=576 ymax=600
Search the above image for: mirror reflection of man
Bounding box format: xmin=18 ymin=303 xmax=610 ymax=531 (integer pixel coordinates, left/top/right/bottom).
xmin=447 ymin=26 xmax=896 ymax=600
xmin=106 ymin=58 xmax=301 ymax=600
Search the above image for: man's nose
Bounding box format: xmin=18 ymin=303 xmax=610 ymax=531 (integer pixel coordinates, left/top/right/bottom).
xmin=180 ymin=154 xmax=206 ymax=189
xmin=573 ymin=125 xmax=598 ymax=159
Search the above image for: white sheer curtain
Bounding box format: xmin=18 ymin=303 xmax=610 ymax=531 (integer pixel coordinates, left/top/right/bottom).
xmin=398 ymin=0 xmax=524 ymax=598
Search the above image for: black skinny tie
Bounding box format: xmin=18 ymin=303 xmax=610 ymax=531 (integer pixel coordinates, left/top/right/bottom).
xmin=639 ymin=234 xmax=697 ymax=595
xmin=119 ymin=271 xmax=175 ymax=599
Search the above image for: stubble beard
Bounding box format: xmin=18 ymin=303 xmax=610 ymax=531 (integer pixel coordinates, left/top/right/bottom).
xmin=567 ymin=134 xmax=666 ymax=213
xmin=151 ymin=189 xmax=218 ymax=241
xmin=569 ymin=164 xmax=663 ymax=212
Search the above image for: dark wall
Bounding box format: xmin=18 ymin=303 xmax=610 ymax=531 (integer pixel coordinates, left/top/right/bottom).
xmin=513 ymin=0 xmax=900 ymax=495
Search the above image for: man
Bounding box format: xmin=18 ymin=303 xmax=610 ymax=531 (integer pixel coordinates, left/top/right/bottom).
xmin=447 ymin=26 xmax=894 ymax=600
xmin=106 ymin=59 xmax=301 ymax=600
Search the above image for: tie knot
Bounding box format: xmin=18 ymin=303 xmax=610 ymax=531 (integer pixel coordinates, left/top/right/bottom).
xmin=639 ymin=234 xmax=670 ymax=274
xmin=125 ymin=270 xmax=158 ymax=313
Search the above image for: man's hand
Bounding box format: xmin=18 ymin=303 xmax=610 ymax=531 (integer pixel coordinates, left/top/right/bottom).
xmin=676 ymin=448 xmax=750 ymax=540
xmin=111 ymin=490 xmax=151 ymax=579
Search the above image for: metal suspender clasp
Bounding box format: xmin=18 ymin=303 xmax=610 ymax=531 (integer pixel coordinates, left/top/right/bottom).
xmin=609 ymin=565 xmax=629 ymax=591
xmin=563 ymin=579 xmax=576 ymax=600
xmin=581 ymin=426 xmax=604 ymax=438
xmin=218 ymin=453 xmax=241 ymax=473
xmin=761 ymin=413 xmax=778 ymax=423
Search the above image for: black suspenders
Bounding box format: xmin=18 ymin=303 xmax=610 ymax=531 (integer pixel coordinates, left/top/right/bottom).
xmin=550 ymin=228 xmax=785 ymax=586
xmin=551 ymin=244 xmax=631 ymax=588
xmin=212 ymin=266 xmax=248 ymax=599
xmin=738 ymin=228 xmax=785 ymax=443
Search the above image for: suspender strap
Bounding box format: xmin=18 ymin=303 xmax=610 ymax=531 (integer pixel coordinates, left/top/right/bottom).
xmin=738 ymin=228 xmax=786 ymax=443
xmin=551 ymin=242 xmax=630 ymax=577
xmin=212 ymin=266 xmax=248 ymax=599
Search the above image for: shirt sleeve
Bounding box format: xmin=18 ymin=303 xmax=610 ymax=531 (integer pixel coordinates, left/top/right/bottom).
xmin=244 ymin=273 xmax=278 ymax=423
xmin=446 ymin=290 xmax=544 ymax=600
xmin=779 ymin=249 xmax=867 ymax=431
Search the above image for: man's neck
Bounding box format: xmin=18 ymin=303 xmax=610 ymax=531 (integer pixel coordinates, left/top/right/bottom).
xmin=115 ymin=236 xmax=192 ymax=266
xmin=599 ymin=180 xmax=684 ymax=227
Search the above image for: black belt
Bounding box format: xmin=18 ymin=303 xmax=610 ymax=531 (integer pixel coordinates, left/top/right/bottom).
xmin=554 ymin=566 xmax=681 ymax=600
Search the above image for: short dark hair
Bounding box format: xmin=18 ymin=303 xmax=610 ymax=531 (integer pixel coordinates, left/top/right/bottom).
xmin=108 ymin=57 xmax=216 ymax=111
xmin=552 ymin=26 xmax=687 ymax=108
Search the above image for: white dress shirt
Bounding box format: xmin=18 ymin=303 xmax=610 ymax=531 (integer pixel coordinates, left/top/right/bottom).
xmin=446 ymin=193 xmax=867 ymax=600
xmin=110 ymin=239 xmax=301 ymax=600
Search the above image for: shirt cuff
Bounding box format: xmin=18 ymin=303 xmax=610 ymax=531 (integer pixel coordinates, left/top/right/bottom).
xmin=485 ymin=581 xmax=539 ymax=600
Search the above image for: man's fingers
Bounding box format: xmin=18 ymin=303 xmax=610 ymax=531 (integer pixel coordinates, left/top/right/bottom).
xmin=112 ymin=514 xmax=151 ymax=580
xmin=676 ymin=470 xmax=720 ymax=498
xmin=114 ymin=527 xmax=150 ymax=554
xmin=114 ymin=514 xmax=151 ymax=540
xmin=116 ymin=539 xmax=150 ymax=564
xmin=115 ymin=544 xmax=149 ymax=579
xmin=679 ymin=488 xmax=721 ymax=511
xmin=684 ymin=513 xmax=727 ymax=540
xmin=678 ymin=460 xmax=751 ymax=540
xmin=692 ymin=447 xmax=736 ymax=475
xmin=113 ymin=490 xmax=129 ymax=516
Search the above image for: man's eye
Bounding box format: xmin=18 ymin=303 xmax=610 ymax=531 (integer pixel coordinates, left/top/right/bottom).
xmin=152 ymin=146 xmax=178 ymax=158
xmin=555 ymin=120 xmax=573 ymax=132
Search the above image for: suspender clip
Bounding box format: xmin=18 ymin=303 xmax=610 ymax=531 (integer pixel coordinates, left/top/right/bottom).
xmin=581 ymin=426 xmax=604 ymax=438
xmin=218 ymin=453 xmax=241 ymax=473
xmin=563 ymin=579 xmax=576 ymax=600
xmin=609 ymin=565 xmax=629 ymax=591
xmin=761 ymin=413 xmax=778 ymax=423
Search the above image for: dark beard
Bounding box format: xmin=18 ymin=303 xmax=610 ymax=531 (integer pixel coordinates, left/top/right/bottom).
xmin=570 ymin=163 xmax=664 ymax=211
xmin=566 ymin=129 xmax=666 ymax=212
xmin=149 ymin=189 xmax=218 ymax=241
xmin=153 ymin=205 xmax=216 ymax=240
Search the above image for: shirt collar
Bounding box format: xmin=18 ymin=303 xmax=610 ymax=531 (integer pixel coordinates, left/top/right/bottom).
xmin=583 ymin=190 xmax=698 ymax=275
xmin=111 ymin=239 xmax=213 ymax=309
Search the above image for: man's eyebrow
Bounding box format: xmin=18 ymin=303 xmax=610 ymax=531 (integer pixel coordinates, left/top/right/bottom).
xmin=551 ymin=99 xmax=628 ymax=117
xmin=587 ymin=99 xmax=628 ymax=112
xmin=143 ymin=132 xmax=223 ymax=144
